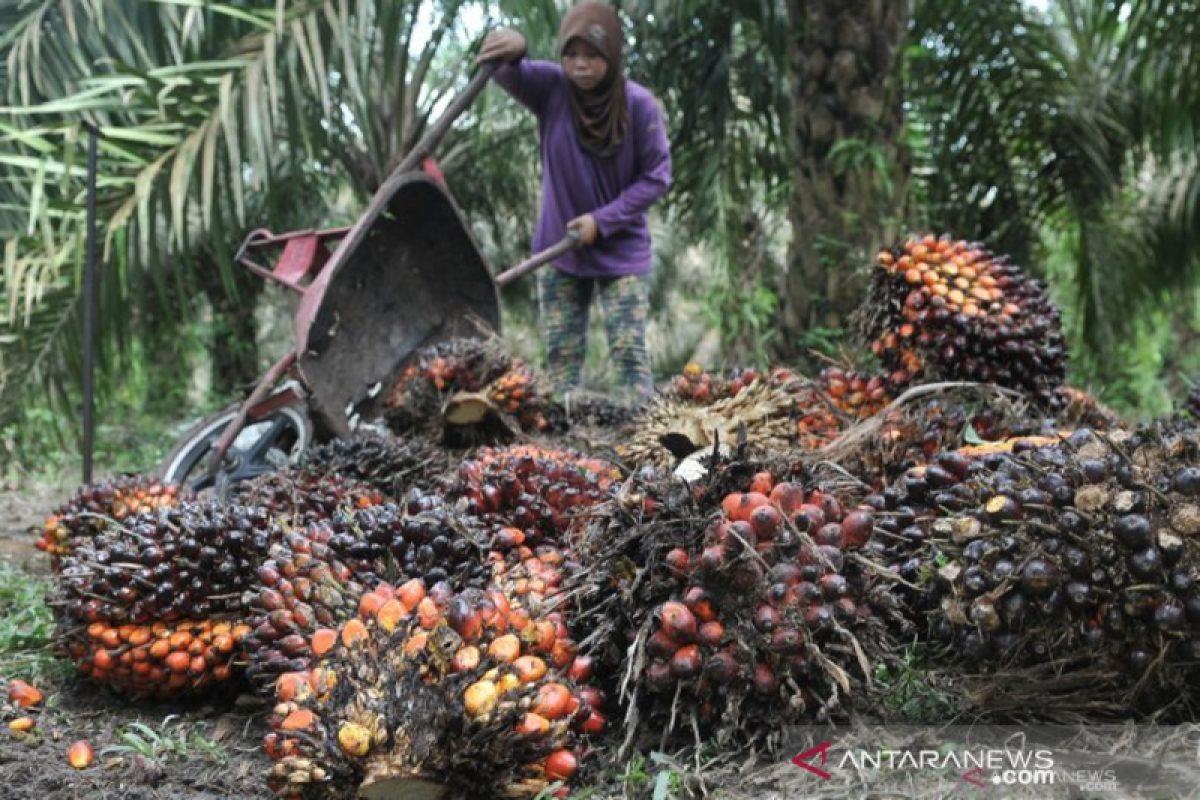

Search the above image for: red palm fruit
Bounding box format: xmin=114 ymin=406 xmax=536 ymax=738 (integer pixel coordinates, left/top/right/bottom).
xmin=814 ymin=523 xmax=844 ymax=549
xmin=311 ymin=628 xmax=338 ymax=657
xmin=533 ymin=683 xmax=573 ymax=720
xmin=810 ymin=491 xmax=843 ymax=522
xmin=705 ymin=650 xmax=741 ymax=684
xmin=8 ymin=717 xmax=35 ymax=733
xmin=699 ymin=544 xmax=728 ymax=572
xmin=452 ymin=646 xmax=482 ymax=673
xmin=398 ymin=579 xmax=426 ymax=613
xmin=664 ymin=548 xmax=690 ymax=576
xmin=840 ymin=511 xmax=874 ymax=548
xmin=67 ymin=741 xmax=94 ymax=769
xmin=698 ymin=621 xmax=725 ymax=647
xmin=513 ymin=656 xmax=548 ymax=683
xmin=660 ymin=602 xmax=698 ymax=643
xmin=497 ymin=527 xmax=525 ymax=548
xmin=488 ymin=634 xmax=521 ymax=664
xmin=550 ymin=639 xmax=578 ymax=670
xmin=771 ymin=628 xmax=805 ymax=653
xmin=647 ymin=661 xmax=674 ymax=692
xmin=7 ymin=679 xmax=43 ymax=708
xmin=755 ymin=605 xmax=781 ymax=633
xmin=749 ymin=505 xmax=782 ymax=540
xmin=753 ymin=663 xmax=779 ymax=696
xmin=544 ymin=750 xmax=579 ymax=781
xmin=769 ymin=482 xmax=807 ymax=515
xmin=568 ymin=655 xmax=594 ymax=683
xmin=358 ymin=592 xmax=384 ymax=618
xmin=731 ymin=492 xmax=770 ymax=523
xmin=579 ymin=685 xmax=604 ymax=711
xmin=447 ymin=598 xmax=483 ymax=642
xmin=721 ymin=493 xmax=743 ymax=518
xmin=791 ymin=504 xmax=826 ymax=532
xmin=683 ymin=586 xmax=717 ymax=622
xmin=281 ymin=709 xmax=316 ymax=732
xmin=340 ymin=619 xmax=369 ymax=648
xmin=417 ymin=598 xmax=441 ymax=629
xmin=647 ymin=631 xmax=680 ymax=660
xmin=276 ymin=672 xmax=310 ymax=703
xmin=748 ymin=472 xmax=774 ymax=496
xmin=670 ymin=645 xmax=702 ymax=679
xmin=579 ymin=710 xmax=606 ymax=734
xmin=516 ymin=713 xmax=550 ymax=736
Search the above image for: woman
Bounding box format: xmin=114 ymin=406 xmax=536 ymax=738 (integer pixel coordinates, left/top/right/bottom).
xmin=477 ymin=2 xmax=672 ymax=403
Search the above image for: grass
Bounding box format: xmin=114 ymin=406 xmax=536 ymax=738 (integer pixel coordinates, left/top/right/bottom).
xmin=100 ymin=716 xmax=228 ymax=765
xmin=874 ymin=642 xmax=959 ymax=723
xmin=0 ymin=563 xmax=67 ymax=685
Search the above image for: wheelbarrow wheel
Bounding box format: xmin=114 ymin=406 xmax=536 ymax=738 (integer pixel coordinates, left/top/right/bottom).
xmin=158 ymin=397 xmax=313 ymax=496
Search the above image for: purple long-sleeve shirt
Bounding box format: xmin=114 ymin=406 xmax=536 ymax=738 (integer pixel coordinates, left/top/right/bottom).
xmin=494 ymin=59 xmax=672 ymax=278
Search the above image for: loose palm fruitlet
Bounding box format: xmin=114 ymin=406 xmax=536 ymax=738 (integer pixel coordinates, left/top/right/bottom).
xmin=61 ymin=618 xmax=251 ymax=699
xmin=264 ymin=582 xmax=596 ymax=799
xmin=53 ymin=502 xmax=276 ymax=627
xmin=869 ymin=423 xmax=1200 ymax=709
xmin=575 ymin=458 xmax=905 ymax=746
xmin=452 ymin=445 xmax=620 ymax=547
xmin=854 ymin=234 xmax=1067 ymax=407
xmin=33 ymin=475 xmax=189 ymax=570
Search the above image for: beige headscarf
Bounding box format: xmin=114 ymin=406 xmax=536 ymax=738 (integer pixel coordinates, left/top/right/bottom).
xmin=558 ymin=2 xmax=628 ymax=158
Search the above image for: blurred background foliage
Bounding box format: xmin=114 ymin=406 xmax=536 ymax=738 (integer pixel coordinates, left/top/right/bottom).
xmin=1 ymin=0 xmax=1198 ymax=481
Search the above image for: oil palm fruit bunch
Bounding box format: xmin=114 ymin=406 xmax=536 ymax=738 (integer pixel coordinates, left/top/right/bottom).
xmin=854 ymin=234 xmax=1068 ymax=407
xmin=60 ymin=618 xmax=251 ymax=700
xmin=264 ymin=582 xmax=596 ymax=799
xmin=828 ymin=389 xmax=1072 ymax=490
xmin=384 ymin=337 xmax=514 ymax=425
xmin=242 ymin=524 xmax=373 ymax=688
xmin=622 ymin=372 xmax=813 ymax=471
xmin=244 ymin=499 xmax=498 ymax=688
xmin=53 ymin=501 xmax=276 ymax=627
xmin=451 ymin=445 xmax=620 ymax=547
xmin=33 ymin=475 xmax=190 ymax=570
xmin=229 ymin=470 xmax=386 ymax=526
xmin=575 ymin=459 xmax=904 ymax=746
xmin=664 ymin=363 xmax=734 ymax=404
xmin=297 ymin=433 xmax=448 ymax=498
xmin=868 ymin=424 xmax=1200 ymax=709
xmin=819 ymin=367 xmax=891 ymax=419
xmin=383 ymin=337 xmax=553 ymax=441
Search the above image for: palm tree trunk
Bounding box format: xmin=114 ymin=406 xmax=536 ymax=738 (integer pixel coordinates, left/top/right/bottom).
xmin=779 ymin=0 xmax=912 ymax=358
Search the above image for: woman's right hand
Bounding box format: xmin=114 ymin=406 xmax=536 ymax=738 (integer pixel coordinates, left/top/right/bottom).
xmin=477 ymin=28 xmax=527 ymax=64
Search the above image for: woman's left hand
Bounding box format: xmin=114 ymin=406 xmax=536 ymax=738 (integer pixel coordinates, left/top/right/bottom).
xmin=567 ymin=214 xmax=598 ymax=246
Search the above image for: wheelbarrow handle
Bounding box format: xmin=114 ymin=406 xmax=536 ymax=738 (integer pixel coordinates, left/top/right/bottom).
xmin=389 ymin=60 xmax=501 ymax=181
xmin=495 ymin=230 xmax=582 ymax=287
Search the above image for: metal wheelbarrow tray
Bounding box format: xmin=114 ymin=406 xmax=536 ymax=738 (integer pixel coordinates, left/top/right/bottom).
xmin=296 ymin=172 xmax=501 ymax=438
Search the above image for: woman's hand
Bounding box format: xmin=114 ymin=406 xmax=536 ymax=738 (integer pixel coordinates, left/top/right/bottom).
xmin=477 ymin=28 xmax=527 ymax=64
xmin=567 ymin=214 xmax=598 ymax=246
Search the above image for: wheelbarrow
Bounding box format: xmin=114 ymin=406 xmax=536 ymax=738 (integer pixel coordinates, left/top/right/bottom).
xmin=197 ymin=60 xmax=579 ymax=480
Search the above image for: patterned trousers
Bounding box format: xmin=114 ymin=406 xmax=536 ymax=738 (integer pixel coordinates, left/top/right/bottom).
xmin=536 ymin=267 xmax=652 ymax=402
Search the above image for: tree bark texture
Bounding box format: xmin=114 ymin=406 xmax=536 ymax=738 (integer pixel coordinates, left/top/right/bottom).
xmin=779 ymin=0 xmax=912 ymax=358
